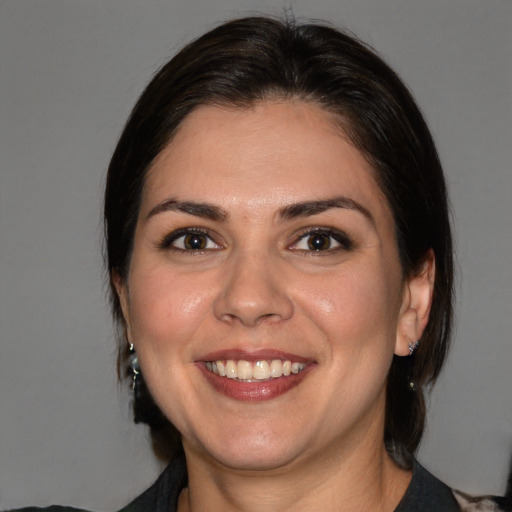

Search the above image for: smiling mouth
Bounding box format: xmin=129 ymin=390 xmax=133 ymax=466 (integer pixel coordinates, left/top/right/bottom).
xmin=205 ymin=359 xmax=307 ymax=382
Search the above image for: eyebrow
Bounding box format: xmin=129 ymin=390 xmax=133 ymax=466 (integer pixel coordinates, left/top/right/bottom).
xmin=147 ymin=199 xmax=228 ymax=222
xmin=147 ymin=196 xmax=374 ymax=225
xmin=277 ymin=196 xmax=375 ymax=225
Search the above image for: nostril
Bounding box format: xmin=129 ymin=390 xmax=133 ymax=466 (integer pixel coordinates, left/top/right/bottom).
xmin=213 ymin=259 xmax=294 ymax=326
xmin=257 ymin=313 xmax=282 ymax=323
xmin=219 ymin=311 xmax=282 ymax=327
xmin=217 ymin=301 xmax=293 ymax=327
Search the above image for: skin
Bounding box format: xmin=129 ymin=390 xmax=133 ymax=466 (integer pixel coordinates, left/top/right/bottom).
xmin=116 ymin=101 xmax=434 ymax=512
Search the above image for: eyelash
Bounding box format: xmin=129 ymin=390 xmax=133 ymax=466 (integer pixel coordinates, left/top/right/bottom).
xmin=158 ymin=227 xmax=353 ymax=254
xmin=159 ymin=228 xmax=221 ymax=253
xmin=289 ymin=227 xmax=353 ymax=253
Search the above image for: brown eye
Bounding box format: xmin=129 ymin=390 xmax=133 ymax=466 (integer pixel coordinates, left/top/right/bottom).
xmin=160 ymin=229 xmax=220 ymax=252
xmin=307 ymin=233 xmax=332 ymax=251
xmin=290 ymin=228 xmax=353 ymax=253
xmin=183 ymin=233 xmax=208 ymax=250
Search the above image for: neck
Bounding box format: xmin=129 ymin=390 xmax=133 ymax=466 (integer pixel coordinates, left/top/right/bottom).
xmin=178 ymin=424 xmax=411 ymax=512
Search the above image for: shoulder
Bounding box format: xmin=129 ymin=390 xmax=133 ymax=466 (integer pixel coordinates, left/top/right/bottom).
xmin=398 ymin=460 xmax=510 ymax=512
xmin=453 ymin=490 xmax=511 ymax=512
xmin=5 ymin=454 xmax=187 ymax=512
xmin=5 ymin=508 xmax=91 ymax=512
xmin=116 ymin=452 xmax=187 ymax=512
xmin=396 ymin=460 xmax=461 ymax=511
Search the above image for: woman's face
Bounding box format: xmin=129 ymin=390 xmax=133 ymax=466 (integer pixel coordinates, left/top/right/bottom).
xmin=118 ymin=101 xmax=428 ymax=471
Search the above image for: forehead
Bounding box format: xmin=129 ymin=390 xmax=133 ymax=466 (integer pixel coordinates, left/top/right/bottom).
xmin=141 ymin=101 xmax=391 ymax=225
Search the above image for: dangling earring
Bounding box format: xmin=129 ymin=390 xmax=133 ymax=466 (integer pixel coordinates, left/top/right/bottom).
xmin=408 ymin=340 xmax=419 ymax=356
xmin=408 ymin=340 xmax=419 ymax=391
xmin=129 ymin=343 xmax=140 ymax=391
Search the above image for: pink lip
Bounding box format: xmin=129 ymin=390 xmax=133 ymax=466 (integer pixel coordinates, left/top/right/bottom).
xmin=196 ymin=349 xmax=315 ymax=402
xmin=198 ymin=348 xmax=311 ymax=363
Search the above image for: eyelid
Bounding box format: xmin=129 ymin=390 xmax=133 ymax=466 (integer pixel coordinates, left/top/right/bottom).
xmin=158 ymin=227 xmax=222 ymax=252
xmin=157 ymin=226 xmax=352 ymax=254
xmin=288 ymin=227 xmax=353 ymax=252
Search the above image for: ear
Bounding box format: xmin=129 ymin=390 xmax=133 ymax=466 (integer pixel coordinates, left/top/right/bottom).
xmin=395 ymin=249 xmax=435 ymax=356
xmin=112 ymin=270 xmax=133 ymax=345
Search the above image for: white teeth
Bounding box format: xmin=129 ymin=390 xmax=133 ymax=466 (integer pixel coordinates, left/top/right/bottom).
xmin=253 ymin=360 xmax=270 ymax=380
xmin=225 ymin=360 xmax=237 ymax=379
xmin=207 ymin=359 xmax=306 ymax=381
xmin=216 ymin=360 xmax=226 ymax=376
xmin=291 ymin=362 xmax=301 ymax=374
xmin=237 ymin=360 xmax=252 ymax=380
xmin=270 ymin=359 xmax=283 ymax=378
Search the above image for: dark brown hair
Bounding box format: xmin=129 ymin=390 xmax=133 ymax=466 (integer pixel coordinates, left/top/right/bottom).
xmin=105 ymin=16 xmax=454 ymax=463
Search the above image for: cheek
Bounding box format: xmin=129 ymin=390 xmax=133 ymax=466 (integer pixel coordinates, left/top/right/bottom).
xmin=298 ymin=262 xmax=402 ymax=347
xmin=127 ymin=267 xmax=212 ymax=356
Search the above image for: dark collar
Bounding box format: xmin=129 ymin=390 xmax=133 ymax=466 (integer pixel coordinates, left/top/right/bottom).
xmin=395 ymin=460 xmax=460 ymax=512
xmin=119 ymin=455 xmax=460 ymax=512
xmin=119 ymin=452 xmax=187 ymax=512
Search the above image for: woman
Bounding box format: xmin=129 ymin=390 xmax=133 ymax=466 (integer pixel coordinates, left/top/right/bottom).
xmin=13 ymin=16 xmax=508 ymax=512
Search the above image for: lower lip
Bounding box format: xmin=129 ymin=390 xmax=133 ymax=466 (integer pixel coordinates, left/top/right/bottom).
xmin=198 ymin=363 xmax=314 ymax=401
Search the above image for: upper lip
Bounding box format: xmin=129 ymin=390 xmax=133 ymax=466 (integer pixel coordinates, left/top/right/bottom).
xmin=198 ymin=348 xmax=312 ymax=363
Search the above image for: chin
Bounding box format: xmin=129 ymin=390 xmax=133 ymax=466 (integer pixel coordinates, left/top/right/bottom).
xmin=186 ymin=423 xmax=309 ymax=472
xmin=212 ymin=445 xmax=302 ymax=472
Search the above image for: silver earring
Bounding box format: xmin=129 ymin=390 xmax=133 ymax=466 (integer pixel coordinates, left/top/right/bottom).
xmin=408 ymin=340 xmax=419 ymax=356
xmin=407 ymin=340 xmax=419 ymax=391
xmin=129 ymin=343 xmax=140 ymax=390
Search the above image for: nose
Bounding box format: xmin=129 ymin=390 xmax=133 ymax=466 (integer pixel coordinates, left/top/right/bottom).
xmin=213 ymin=251 xmax=294 ymax=327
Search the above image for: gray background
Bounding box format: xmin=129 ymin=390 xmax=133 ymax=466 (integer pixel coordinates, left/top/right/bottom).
xmin=1 ymin=0 xmax=511 ymax=510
